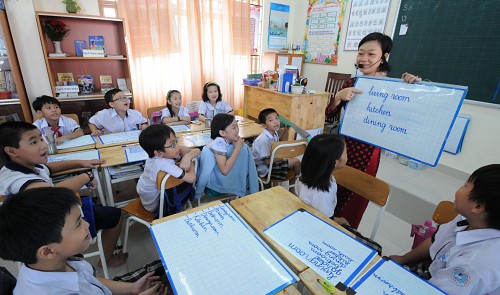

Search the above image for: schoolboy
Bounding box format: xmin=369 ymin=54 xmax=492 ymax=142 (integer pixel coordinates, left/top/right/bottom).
xmin=89 ymin=88 xmax=148 ymax=135
xmin=251 ymin=108 xmax=300 ymax=181
xmin=0 ymin=121 xmax=127 ymax=268
xmin=32 ymin=95 xmax=84 ymax=144
xmin=137 ymin=124 xmax=199 ymax=213
xmin=0 ymin=187 xmax=164 ymax=294
xmin=390 ymin=164 xmax=500 ymax=294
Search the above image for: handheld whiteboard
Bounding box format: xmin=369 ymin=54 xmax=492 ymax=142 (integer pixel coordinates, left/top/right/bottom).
xmin=48 ymin=149 xmax=100 ymax=163
xmin=56 ymin=135 xmax=96 ymax=150
xmin=150 ymin=203 xmax=297 ymax=295
xmin=124 ymin=146 xmax=148 ymax=163
xmin=340 ymin=76 xmax=467 ymax=166
xmin=98 ymin=130 xmax=141 ymax=145
xmin=443 ymin=115 xmax=470 ymax=155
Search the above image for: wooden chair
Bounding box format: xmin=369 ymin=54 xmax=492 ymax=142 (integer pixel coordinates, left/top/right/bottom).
xmin=432 ymin=200 xmax=458 ymax=225
xmin=324 ymin=72 xmax=351 ymax=127
xmin=122 ymin=170 xmax=191 ymax=253
xmin=34 ymin=113 xmax=80 ymax=125
xmin=333 ymin=166 xmax=390 ymax=239
xmin=258 ymin=138 xmax=308 ymax=191
xmin=186 ymin=101 xmax=201 ymax=114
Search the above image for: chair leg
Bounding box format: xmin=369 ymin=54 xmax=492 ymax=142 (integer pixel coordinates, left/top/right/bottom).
xmin=97 ymin=230 xmax=109 ymax=279
xmin=123 ymin=217 xmax=136 ymax=254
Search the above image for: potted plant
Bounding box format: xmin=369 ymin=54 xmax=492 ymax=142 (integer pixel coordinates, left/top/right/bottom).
xmin=291 ymin=82 xmax=304 ymax=94
xmin=42 ymin=19 xmax=70 ymax=54
xmin=62 ymin=0 xmax=81 ymax=13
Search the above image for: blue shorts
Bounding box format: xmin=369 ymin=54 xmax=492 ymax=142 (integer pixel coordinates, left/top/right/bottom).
xmin=93 ymin=204 xmax=121 ymax=229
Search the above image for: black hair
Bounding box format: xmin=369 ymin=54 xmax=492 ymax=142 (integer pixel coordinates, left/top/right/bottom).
xmin=0 ymin=121 xmax=38 ymax=161
xmin=166 ymin=90 xmax=182 ymax=117
xmin=202 ymin=82 xmax=222 ymax=102
xmin=301 ymin=134 xmax=345 ymax=192
xmin=104 ymin=88 xmax=124 ymax=103
xmin=32 ymin=95 xmax=61 ymax=111
xmin=467 ymin=164 xmax=500 ymax=230
xmin=258 ymin=108 xmax=279 ymax=124
xmin=0 ymin=187 xmax=80 ymax=264
xmin=359 ymin=32 xmax=393 ymax=73
xmin=139 ymin=124 xmax=176 ymax=158
xmin=210 ymin=113 xmax=235 ymax=139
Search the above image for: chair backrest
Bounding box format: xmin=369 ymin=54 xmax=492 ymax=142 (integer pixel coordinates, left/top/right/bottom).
xmin=432 ymin=200 xmax=458 ymax=225
xmin=34 ymin=113 xmax=80 ymax=125
xmin=263 ymin=139 xmax=308 ymax=184
xmin=186 ymin=101 xmax=201 ymax=114
xmin=324 ymin=72 xmax=351 ymax=123
xmin=333 ymin=166 xmax=390 ymax=239
xmin=147 ymin=106 xmax=165 ymax=119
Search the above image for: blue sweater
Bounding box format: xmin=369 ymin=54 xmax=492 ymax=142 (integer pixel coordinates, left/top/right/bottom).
xmin=195 ymin=143 xmax=259 ymax=199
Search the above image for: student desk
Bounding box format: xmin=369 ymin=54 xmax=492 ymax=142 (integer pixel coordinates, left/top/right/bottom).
xmin=230 ymin=186 xmax=354 ymax=274
xmin=56 ymin=143 xmax=96 ymax=154
xmin=243 ymin=85 xmax=328 ymax=140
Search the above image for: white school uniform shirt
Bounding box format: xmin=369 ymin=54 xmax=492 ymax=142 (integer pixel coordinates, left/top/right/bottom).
xmin=428 ymin=215 xmax=500 ymax=295
xmin=89 ymin=108 xmax=147 ymax=134
xmin=160 ymin=106 xmax=190 ymax=121
xmin=33 ymin=115 xmax=81 ymax=136
xmin=207 ymin=137 xmax=230 ymax=156
xmin=136 ymin=156 xmax=184 ymax=212
xmin=197 ymin=100 xmax=233 ymax=119
xmin=14 ymin=259 xmax=111 ymax=295
xmin=251 ymin=129 xmax=279 ymax=177
xmin=297 ymin=177 xmax=338 ymax=218
xmin=0 ymin=160 xmax=53 ymax=195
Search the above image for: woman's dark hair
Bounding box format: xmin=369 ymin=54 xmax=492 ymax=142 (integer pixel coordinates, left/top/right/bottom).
xmin=202 ymin=82 xmax=222 ymax=102
xmin=359 ymin=32 xmax=393 ymax=73
xmin=301 ymin=134 xmax=345 ymax=192
xmin=104 ymin=88 xmax=123 ymax=103
xmin=166 ymin=90 xmax=181 ymax=117
xmin=467 ymin=164 xmax=500 ymax=230
xmin=139 ymin=124 xmax=176 ymax=158
xmin=210 ymin=113 xmax=235 ymax=139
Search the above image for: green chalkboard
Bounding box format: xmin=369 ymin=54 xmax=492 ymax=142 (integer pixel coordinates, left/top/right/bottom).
xmin=390 ymin=0 xmax=500 ymax=105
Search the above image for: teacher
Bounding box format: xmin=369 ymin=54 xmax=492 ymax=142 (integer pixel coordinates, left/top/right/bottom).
xmin=327 ymin=32 xmax=421 ymax=229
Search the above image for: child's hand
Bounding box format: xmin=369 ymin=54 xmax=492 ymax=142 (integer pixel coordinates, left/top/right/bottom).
xmin=336 ymin=87 xmax=363 ymax=102
xmin=92 ymin=129 xmax=104 ymax=136
xmin=178 ymin=158 xmax=191 ymax=171
xmin=55 ymin=136 xmax=67 ymax=145
xmin=132 ymin=272 xmax=165 ymax=295
xmin=139 ymin=282 xmax=167 ymax=295
xmin=86 ymin=178 xmax=98 ymax=190
xmin=139 ymin=123 xmax=149 ymax=130
xmin=234 ymin=137 xmax=245 ymax=149
xmin=402 ymin=72 xmax=422 ymax=83
xmin=81 ymin=159 xmax=106 ymax=168
xmin=388 ymin=255 xmax=405 ymax=265
xmin=333 ymin=217 xmax=350 ymax=226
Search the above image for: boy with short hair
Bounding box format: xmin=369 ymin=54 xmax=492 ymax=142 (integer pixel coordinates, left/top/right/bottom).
xmin=0 ymin=187 xmax=164 ymax=294
xmin=137 ymin=124 xmax=199 ymax=213
xmin=251 ymin=108 xmax=300 ymax=181
xmin=0 ymin=121 xmax=127 ymax=268
xmin=89 ymin=88 xmax=148 ymax=135
xmin=32 ymin=95 xmax=84 ymax=145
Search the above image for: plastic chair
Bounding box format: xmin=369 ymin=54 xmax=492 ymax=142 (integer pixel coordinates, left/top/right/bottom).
xmin=186 ymin=101 xmax=201 ymax=114
xmin=146 ymin=106 xmax=164 ymax=119
xmin=258 ymin=138 xmax=308 ymax=191
xmin=122 ymin=170 xmax=192 ymax=254
xmin=324 ymin=72 xmax=351 ymax=128
xmin=432 ymin=200 xmax=458 ymax=225
xmin=333 ymin=166 xmax=390 ymax=239
xmin=82 ymin=229 xmax=108 ymax=278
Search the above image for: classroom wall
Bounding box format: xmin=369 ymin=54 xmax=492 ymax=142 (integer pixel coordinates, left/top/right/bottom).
xmin=261 ymin=0 xmax=500 ymax=175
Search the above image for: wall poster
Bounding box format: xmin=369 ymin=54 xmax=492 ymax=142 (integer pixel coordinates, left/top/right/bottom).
xmin=268 ymin=3 xmax=290 ymax=49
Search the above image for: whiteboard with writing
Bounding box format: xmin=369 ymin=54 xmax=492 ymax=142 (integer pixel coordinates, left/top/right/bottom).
xmin=351 ymin=259 xmax=446 ymax=294
xmin=340 ymin=76 xmax=467 ymax=166
xmin=48 ymin=149 xmax=100 ymax=163
xmin=170 ymin=124 xmax=191 ymax=133
xmin=98 ymin=130 xmax=141 ymax=145
xmin=264 ymin=210 xmax=377 ymax=286
xmin=150 ymin=203 xmax=297 ymax=295
xmin=124 ymin=146 xmax=148 ymax=163
xmin=57 ymin=135 xmax=96 ymax=150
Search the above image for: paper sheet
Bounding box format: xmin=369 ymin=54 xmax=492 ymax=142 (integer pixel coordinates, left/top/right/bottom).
xmin=98 ymin=130 xmax=141 ymax=145
xmin=56 ymin=135 xmax=96 ymax=150
xmin=150 ymin=203 xmax=297 ymax=295
xmin=48 ymin=149 xmax=100 ymax=163
xmin=170 ymin=124 xmax=191 ymax=133
xmin=183 ymin=133 xmax=211 ymax=147
xmin=124 ymin=146 xmax=148 ymax=163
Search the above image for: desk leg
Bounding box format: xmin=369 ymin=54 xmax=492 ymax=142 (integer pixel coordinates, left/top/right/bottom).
xmin=103 ymin=167 xmax=115 ymax=207
xmin=92 ymin=168 xmax=106 ymax=206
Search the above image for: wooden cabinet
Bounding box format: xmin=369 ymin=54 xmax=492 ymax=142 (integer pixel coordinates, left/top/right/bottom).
xmin=0 ymin=11 xmax=32 ymax=122
xmin=243 ymin=85 xmax=328 ymax=140
xmin=261 ymin=52 xmax=304 ymax=75
xmin=35 ymin=12 xmax=132 ymax=127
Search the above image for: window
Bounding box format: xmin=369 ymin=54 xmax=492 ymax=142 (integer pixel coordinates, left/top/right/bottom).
xmin=99 ymin=0 xmax=118 ymax=17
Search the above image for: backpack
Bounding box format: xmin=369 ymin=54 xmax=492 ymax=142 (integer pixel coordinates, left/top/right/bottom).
xmin=80 ymin=196 xmax=97 ymax=238
xmin=157 ymin=181 xmax=195 ymax=218
xmin=149 ymin=111 xmax=162 ymax=125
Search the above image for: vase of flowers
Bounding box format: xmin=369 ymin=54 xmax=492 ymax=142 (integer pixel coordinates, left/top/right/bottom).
xmin=42 ymin=20 xmax=70 ymax=54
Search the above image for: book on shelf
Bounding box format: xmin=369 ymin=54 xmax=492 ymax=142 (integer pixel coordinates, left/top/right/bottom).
xmin=77 ymin=74 xmax=94 ymax=94
xmin=57 ymin=73 xmax=74 ymax=84
xmin=0 ymin=72 xmax=6 ymax=92
xmin=49 ymin=53 xmax=69 ymax=57
xmin=74 ymin=40 xmax=87 ymax=57
xmin=100 ymin=75 xmax=113 ymax=93
xmin=117 ymin=78 xmax=131 ymax=94
xmin=82 ymin=49 xmax=105 ymax=57
xmin=89 ymin=35 xmax=105 ymax=51
xmin=106 ymin=53 xmax=124 ymax=58
xmin=4 ymin=70 xmax=15 ymax=93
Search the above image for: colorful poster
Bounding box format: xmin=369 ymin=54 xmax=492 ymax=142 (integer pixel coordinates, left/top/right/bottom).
xmin=344 ymin=0 xmax=391 ymax=51
xmin=304 ymin=0 xmax=346 ymax=65
xmin=268 ymin=3 xmax=290 ymax=49
xmin=250 ymin=4 xmax=261 ymax=54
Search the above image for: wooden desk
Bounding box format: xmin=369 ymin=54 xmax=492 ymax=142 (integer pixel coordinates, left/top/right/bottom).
xmin=230 ymin=186 xmax=353 ymax=274
xmin=243 ymin=85 xmax=328 ymax=140
xmin=57 ymin=144 xmax=96 ymax=154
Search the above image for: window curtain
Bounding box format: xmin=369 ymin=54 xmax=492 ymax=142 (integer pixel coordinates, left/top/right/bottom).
xmin=118 ymin=0 xmax=251 ymax=116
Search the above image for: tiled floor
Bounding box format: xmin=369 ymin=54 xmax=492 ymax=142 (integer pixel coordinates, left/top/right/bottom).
xmin=2 ymin=184 xmax=414 ymax=280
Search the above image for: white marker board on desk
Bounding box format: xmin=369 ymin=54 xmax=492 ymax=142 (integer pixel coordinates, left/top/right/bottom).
xmin=340 ymin=76 xmax=467 ymax=166
xmin=150 ymin=203 xmax=297 ymax=295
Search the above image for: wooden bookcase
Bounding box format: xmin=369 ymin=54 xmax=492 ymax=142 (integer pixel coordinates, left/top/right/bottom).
xmin=261 ymin=52 xmax=304 ymax=76
xmin=35 ymin=12 xmax=133 ymax=127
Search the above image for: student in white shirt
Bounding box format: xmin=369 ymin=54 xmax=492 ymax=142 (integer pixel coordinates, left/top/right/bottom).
xmin=137 ymin=124 xmax=199 ymax=213
xmin=89 ymin=88 xmax=148 ymax=135
xmin=0 ymin=187 xmax=165 ymax=295
xmin=32 ymin=95 xmax=83 ymax=145
xmin=198 ymin=82 xmax=233 ymax=122
xmin=160 ymin=90 xmax=191 ymax=125
xmin=390 ymin=164 xmax=500 ymax=294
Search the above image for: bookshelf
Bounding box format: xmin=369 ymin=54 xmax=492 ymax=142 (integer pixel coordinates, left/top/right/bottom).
xmin=35 ymin=12 xmax=133 ymax=127
xmin=261 ymin=52 xmax=304 ymax=76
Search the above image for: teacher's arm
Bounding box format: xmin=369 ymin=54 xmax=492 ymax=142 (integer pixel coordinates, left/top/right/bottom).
xmin=402 ymin=72 xmax=422 ymax=83
xmin=333 ymin=87 xmax=364 ymax=107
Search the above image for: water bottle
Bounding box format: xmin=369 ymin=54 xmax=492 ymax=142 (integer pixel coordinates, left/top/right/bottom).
xmin=296 ymin=40 xmax=301 ymax=51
